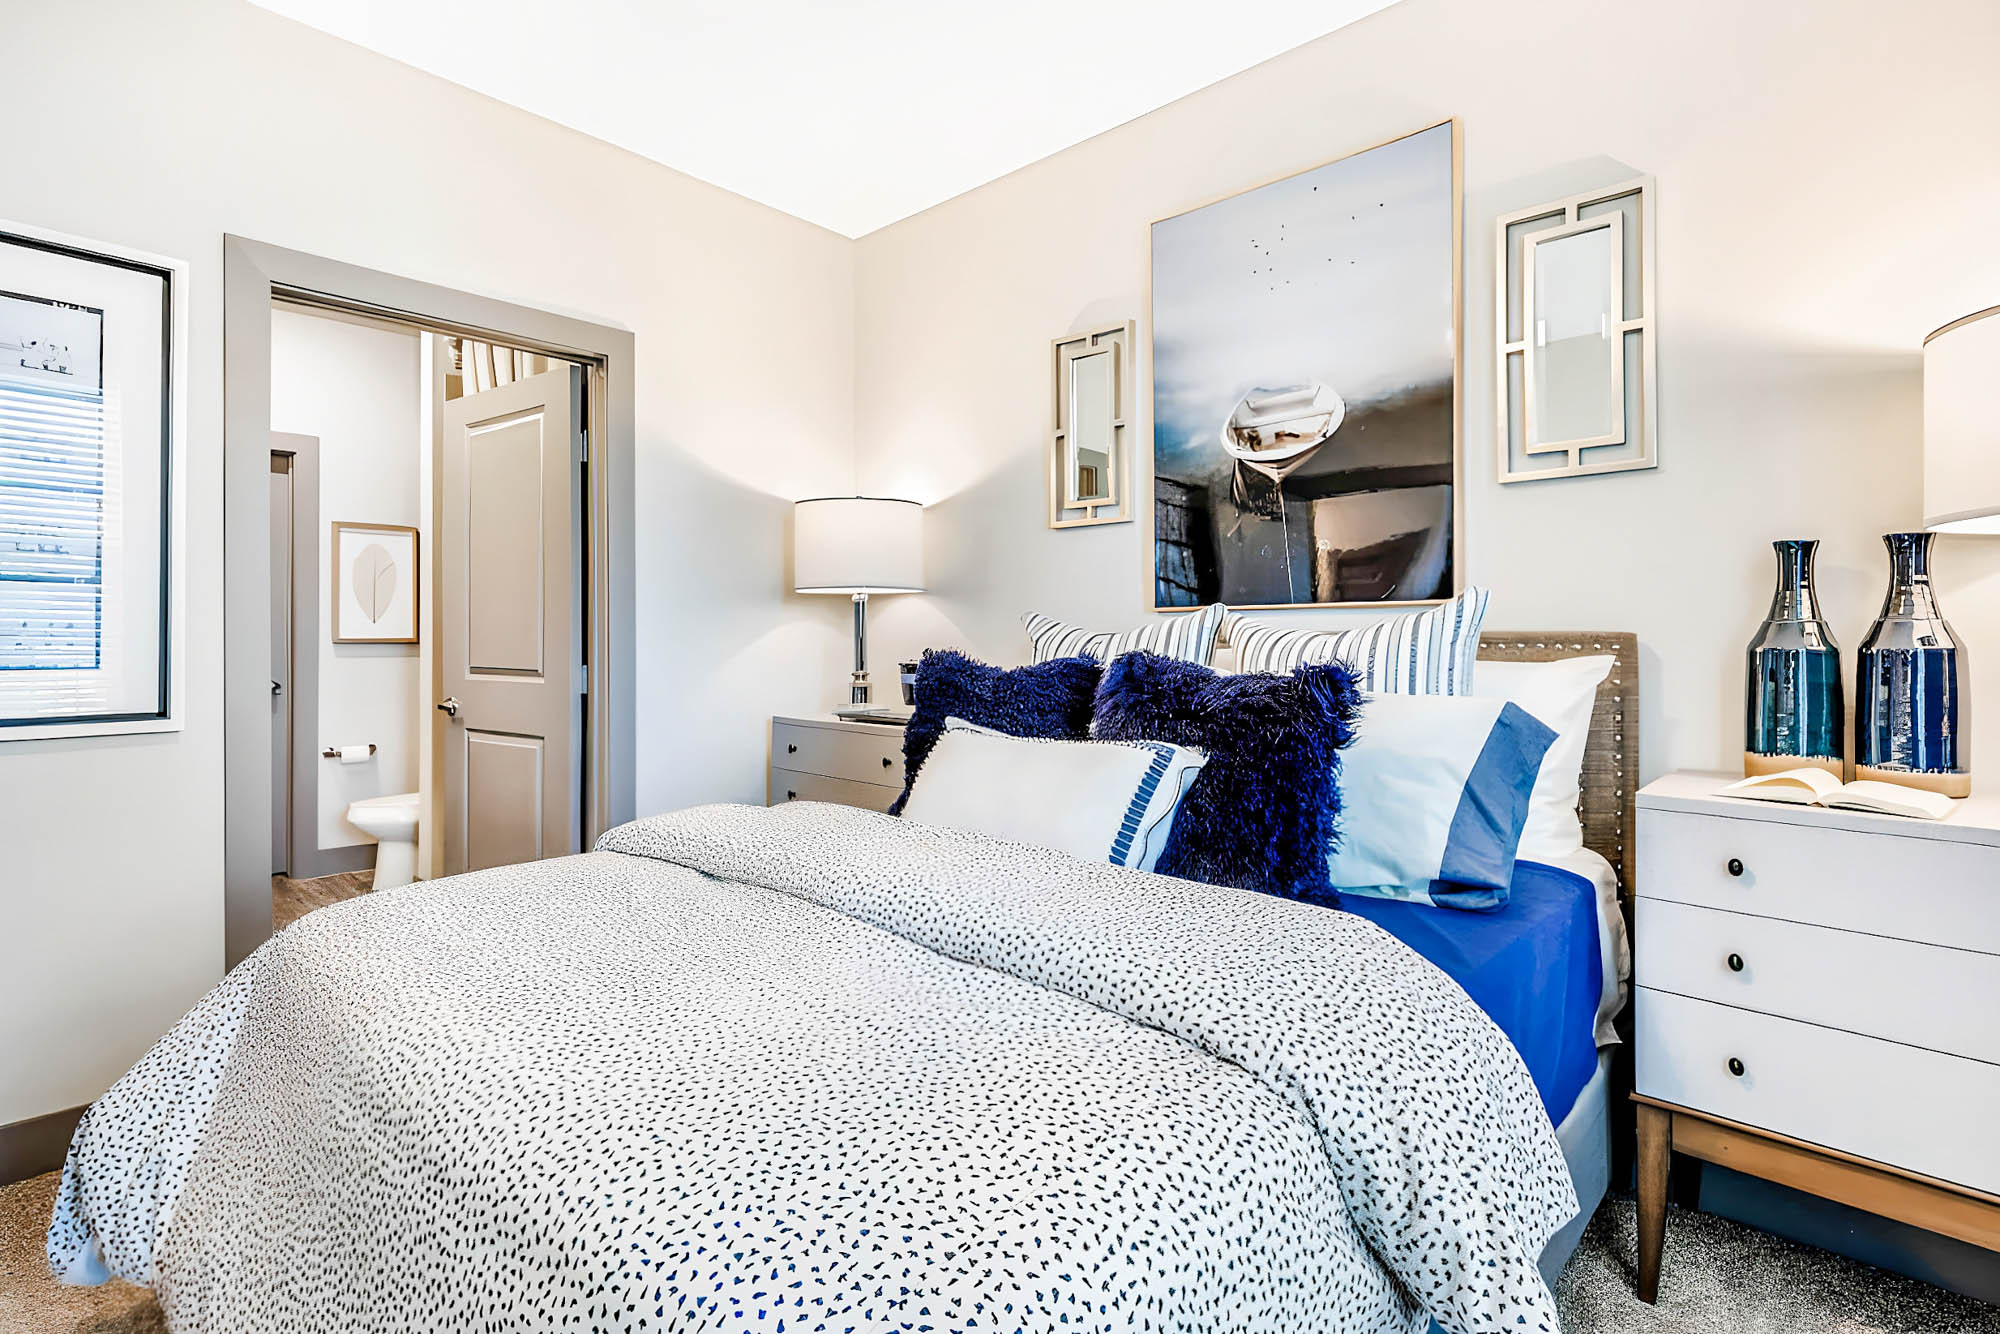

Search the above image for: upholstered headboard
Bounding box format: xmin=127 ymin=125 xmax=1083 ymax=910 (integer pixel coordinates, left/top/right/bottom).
xmin=1477 ymin=632 xmax=1639 ymax=906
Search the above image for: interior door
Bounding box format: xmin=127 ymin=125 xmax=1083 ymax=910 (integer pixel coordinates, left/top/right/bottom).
xmin=269 ymin=452 xmax=294 ymax=875
xmin=440 ymin=365 xmax=583 ymax=874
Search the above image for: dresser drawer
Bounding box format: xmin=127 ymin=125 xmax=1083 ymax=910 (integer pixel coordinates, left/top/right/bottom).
xmin=771 ymin=720 xmax=905 ymax=786
xmin=1636 ymin=987 xmax=2000 ymax=1193
xmin=1638 ymin=807 xmax=2000 ymax=956
xmin=1636 ymin=899 xmax=2000 ymax=1063
xmin=769 ymin=766 xmax=900 ymax=814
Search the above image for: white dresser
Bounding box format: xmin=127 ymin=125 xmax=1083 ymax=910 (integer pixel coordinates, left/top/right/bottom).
xmin=1631 ymin=770 xmax=2000 ymax=1301
xmin=768 ymin=715 xmax=905 ymax=813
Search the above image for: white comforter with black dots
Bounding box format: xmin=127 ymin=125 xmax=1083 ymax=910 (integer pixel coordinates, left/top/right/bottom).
xmin=51 ymin=801 xmax=1575 ymax=1334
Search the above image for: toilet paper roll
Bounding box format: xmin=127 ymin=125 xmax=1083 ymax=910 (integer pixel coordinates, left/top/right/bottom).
xmin=337 ymin=744 xmax=371 ymax=765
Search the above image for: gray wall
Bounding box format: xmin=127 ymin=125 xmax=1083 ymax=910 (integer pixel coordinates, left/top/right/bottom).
xmin=850 ymin=0 xmax=2000 ymax=781
xmin=0 ymin=0 xmax=857 ymax=1130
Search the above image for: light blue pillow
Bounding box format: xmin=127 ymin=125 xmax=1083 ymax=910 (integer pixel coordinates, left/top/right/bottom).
xmin=1330 ymin=691 xmax=1555 ymax=910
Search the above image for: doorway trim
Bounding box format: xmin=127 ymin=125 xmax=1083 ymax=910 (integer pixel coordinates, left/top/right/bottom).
xmin=271 ymin=432 xmax=372 ymax=881
xmin=223 ymin=237 xmax=636 ymax=968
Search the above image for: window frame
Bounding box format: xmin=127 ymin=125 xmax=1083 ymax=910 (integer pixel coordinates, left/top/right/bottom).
xmin=0 ymin=220 xmax=185 ymax=742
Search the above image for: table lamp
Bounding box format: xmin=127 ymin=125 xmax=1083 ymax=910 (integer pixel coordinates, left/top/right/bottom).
xmin=794 ymin=496 xmax=924 ymax=719
xmin=1924 ymin=305 xmax=2000 ymax=536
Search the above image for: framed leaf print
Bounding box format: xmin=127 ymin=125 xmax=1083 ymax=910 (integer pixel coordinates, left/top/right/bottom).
xmin=332 ymin=522 xmax=418 ymax=644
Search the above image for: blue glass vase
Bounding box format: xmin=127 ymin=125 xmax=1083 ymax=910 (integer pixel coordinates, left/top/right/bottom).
xmin=1745 ymin=540 xmax=1844 ymax=778
xmin=1856 ymin=532 xmax=1971 ymax=797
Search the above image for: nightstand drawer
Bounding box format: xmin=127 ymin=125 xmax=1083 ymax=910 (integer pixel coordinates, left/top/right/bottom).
xmin=1636 ymin=987 xmax=2000 ymax=1193
xmin=771 ymin=720 xmax=904 ymax=786
xmin=1638 ymin=807 xmax=2000 ymax=956
xmin=769 ymin=766 xmax=900 ymax=813
xmin=1636 ymin=899 xmax=2000 ymax=1063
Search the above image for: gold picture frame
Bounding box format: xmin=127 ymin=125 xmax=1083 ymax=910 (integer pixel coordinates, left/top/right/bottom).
xmin=331 ymin=521 xmax=420 ymax=645
xmin=1148 ymin=118 xmax=1464 ymax=611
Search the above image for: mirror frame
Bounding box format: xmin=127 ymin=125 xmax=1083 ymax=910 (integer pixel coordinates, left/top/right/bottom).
xmin=1494 ymin=176 xmax=1657 ymax=484
xmin=1050 ymin=321 xmax=1134 ymax=528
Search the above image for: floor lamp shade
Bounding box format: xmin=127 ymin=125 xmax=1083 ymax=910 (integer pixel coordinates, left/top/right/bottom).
xmin=794 ymin=497 xmax=925 ymax=594
xmin=1924 ymin=307 xmax=2000 ymax=535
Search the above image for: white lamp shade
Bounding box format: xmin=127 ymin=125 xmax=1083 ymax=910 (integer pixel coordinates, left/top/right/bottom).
xmin=1925 ymin=307 xmax=2000 ymax=535
xmin=794 ymin=497 xmax=924 ymax=594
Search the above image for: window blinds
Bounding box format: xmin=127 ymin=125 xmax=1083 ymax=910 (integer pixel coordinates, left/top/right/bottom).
xmin=0 ymin=377 xmax=105 ymax=672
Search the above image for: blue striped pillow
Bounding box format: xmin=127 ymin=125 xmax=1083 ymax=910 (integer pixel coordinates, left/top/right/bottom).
xmin=899 ymin=718 xmax=1207 ymax=872
xmin=1023 ymin=604 xmax=1227 ymax=667
xmin=1223 ymin=587 xmax=1489 ymax=694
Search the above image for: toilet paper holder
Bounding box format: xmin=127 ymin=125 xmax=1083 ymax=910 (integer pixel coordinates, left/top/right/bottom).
xmin=322 ymin=744 xmax=378 ymax=759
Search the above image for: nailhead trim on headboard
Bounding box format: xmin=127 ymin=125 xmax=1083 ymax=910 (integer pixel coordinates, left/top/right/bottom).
xmin=1477 ymin=633 xmax=1639 ymax=909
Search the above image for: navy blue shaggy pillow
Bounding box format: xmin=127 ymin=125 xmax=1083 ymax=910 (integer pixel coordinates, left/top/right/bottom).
xmin=890 ymin=649 xmax=1102 ymax=814
xmin=1092 ymin=651 xmax=1362 ymax=903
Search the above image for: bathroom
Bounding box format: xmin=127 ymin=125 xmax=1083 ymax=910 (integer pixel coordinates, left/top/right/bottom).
xmin=269 ymin=303 xmax=587 ymax=913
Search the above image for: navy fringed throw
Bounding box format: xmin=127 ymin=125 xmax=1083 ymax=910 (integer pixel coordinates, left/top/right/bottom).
xmin=1092 ymin=651 xmax=1363 ymax=902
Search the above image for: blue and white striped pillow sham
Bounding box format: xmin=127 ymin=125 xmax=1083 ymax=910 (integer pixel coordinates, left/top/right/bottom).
xmin=1223 ymin=587 xmax=1489 ymax=694
xmin=1023 ymin=603 xmax=1227 ymax=666
xmin=899 ymin=717 xmax=1207 ymax=872
xmin=1329 ymin=691 xmax=1555 ymax=909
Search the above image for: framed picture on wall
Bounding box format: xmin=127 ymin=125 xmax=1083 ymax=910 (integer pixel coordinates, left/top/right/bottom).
xmin=0 ymin=220 xmax=187 ymax=741
xmin=1150 ymin=119 xmax=1462 ymax=610
xmin=332 ymin=521 xmax=419 ymax=644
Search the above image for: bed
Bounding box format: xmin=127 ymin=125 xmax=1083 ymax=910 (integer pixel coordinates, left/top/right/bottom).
xmin=49 ymin=632 xmax=1636 ymax=1334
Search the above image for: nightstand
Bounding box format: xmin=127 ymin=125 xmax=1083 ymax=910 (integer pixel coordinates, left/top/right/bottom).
xmin=1631 ymin=771 xmax=2000 ymax=1302
xmin=769 ymin=715 xmax=905 ymax=813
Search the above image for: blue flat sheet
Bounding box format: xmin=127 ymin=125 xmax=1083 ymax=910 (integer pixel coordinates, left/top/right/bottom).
xmin=1341 ymin=859 xmax=1603 ymax=1125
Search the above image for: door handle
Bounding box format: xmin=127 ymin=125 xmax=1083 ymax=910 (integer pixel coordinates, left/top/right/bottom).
xmin=437 ymin=697 xmax=461 ymax=718
xmin=271 ymin=679 xmax=283 ymax=696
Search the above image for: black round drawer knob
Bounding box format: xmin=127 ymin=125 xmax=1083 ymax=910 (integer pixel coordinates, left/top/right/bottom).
xmin=882 ymin=756 xmax=894 ymax=768
xmin=1727 ymin=953 xmax=1745 ymax=973
xmin=785 ymin=790 xmax=797 ymax=801
xmin=786 ymin=743 xmax=797 ymax=754
xmin=1726 ymin=858 xmax=1745 ymax=878
xmin=1727 ymin=1057 xmax=1746 ymax=1077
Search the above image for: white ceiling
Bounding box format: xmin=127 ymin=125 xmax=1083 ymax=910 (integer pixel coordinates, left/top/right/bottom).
xmin=248 ymin=0 xmax=1400 ymax=238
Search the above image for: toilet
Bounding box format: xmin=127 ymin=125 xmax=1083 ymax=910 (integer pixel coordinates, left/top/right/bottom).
xmin=346 ymin=792 xmax=420 ymax=891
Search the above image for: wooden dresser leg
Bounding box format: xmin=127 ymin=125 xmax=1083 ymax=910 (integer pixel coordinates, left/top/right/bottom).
xmin=1635 ymin=1102 xmax=1670 ymax=1304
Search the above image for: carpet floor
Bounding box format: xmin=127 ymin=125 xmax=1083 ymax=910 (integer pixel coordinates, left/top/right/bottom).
xmin=3 ymin=1179 xmax=1993 ymax=1332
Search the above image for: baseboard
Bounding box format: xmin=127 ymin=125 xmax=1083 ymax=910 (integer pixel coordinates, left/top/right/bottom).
xmin=287 ymin=841 xmax=375 ymax=881
xmin=0 ymin=1104 xmax=85 ymax=1187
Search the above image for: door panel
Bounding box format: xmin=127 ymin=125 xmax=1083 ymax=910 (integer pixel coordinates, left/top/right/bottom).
xmin=441 ymin=366 xmax=581 ymax=876
xmin=465 ymin=413 xmax=548 ymax=673
xmin=464 ymin=731 xmax=545 ymax=869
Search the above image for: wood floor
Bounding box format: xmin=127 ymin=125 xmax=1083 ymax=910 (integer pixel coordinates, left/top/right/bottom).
xmin=271 ymin=869 xmax=372 ymax=930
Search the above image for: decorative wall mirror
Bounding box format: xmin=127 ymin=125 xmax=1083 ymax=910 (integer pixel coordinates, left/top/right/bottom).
xmin=1495 ymin=177 xmax=1657 ymax=483
xmin=1050 ymin=321 xmax=1134 ymax=527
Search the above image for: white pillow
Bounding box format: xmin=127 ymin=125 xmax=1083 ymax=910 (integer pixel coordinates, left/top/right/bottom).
xmin=1023 ymin=604 xmax=1226 ymax=666
xmin=1329 ymin=692 xmax=1556 ymax=909
xmin=1223 ymin=587 xmax=1490 ymax=694
xmin=1472 ymin=655 xmax=1615 ymax=863
xmin=900 ymin=718 xmax=1206 ymax=871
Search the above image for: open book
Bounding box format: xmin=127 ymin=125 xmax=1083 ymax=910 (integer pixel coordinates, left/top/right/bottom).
xmin=1721 ymin=768 xmax=1957 ymax=821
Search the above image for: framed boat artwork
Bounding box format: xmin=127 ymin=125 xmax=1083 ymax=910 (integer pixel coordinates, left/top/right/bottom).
xmin=1150 ymin=119 xmax=1461 ymax=610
